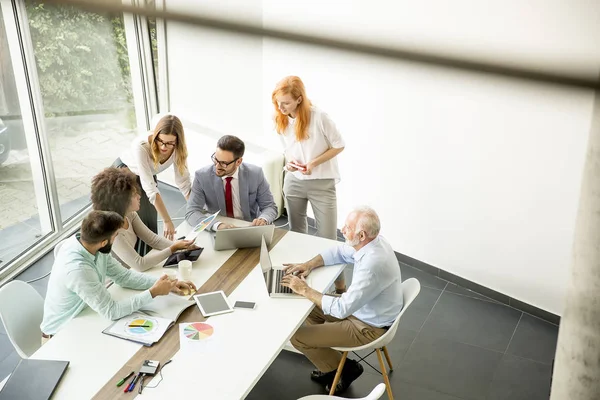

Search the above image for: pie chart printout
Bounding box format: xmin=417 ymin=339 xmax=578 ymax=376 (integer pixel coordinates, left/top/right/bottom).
xmin=126 ymin=318 xmax=158 ymax=336
xmin=183 ymin=322 xmax=214 ymax=341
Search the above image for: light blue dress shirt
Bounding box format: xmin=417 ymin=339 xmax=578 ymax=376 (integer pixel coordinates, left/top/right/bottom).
xmin=41 ymin=235 xmax=157 ymax=335
xmin=320 ymin=236 xmax=403 ymax=328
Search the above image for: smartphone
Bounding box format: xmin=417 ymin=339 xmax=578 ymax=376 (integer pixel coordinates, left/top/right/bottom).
xmin=234 ymin=301 xmax=256 ymax=310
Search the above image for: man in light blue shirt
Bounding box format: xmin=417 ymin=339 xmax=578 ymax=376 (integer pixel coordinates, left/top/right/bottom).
xmin=41 ymin=211 xmax=195 ymax=340
xmin=282 ymin=206 xmax=403 ymax=394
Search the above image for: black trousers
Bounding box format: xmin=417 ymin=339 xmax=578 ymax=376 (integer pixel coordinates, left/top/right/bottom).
xmin=112 ymin=158 xmax=157 ymax=256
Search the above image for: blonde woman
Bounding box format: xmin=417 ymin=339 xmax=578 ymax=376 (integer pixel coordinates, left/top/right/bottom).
xmin=116 ymin=114 xmax=191 ymax=254
xmin=272 ymin=76 xmax=347 ymax=293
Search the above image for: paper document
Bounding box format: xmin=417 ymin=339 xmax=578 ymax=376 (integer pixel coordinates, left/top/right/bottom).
xmin=141 ymin=293 xmax=195 ymax=321
xmin=187 ymin=211 xmax=220 ymax=241
xmin=103 ymin=312 xmax=174 ymax=346
xmin=179 ymin=321 xmax=222 ymax=353
xmin=102 ymin=294 xmax=194 ymax=346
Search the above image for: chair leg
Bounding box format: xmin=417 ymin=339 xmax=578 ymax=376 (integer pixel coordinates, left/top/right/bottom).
xmin=376 ymin=348 xmax=394 ymax=400
xmin=329 ymin=351 xmax=348 ymax=396
xmin=382 ymin=346 xmax=394 ymax=372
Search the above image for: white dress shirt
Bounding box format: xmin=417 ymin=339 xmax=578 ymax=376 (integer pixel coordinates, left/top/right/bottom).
xmin=279 ymin=106 xmax=345 ymax=183
xmin=120 ymin=136 xmax=191 ymax=204
xmin=213 ymin=167 xmax=245 ymax=230
xmin=320 ymin=236 xmax=404 ymax=328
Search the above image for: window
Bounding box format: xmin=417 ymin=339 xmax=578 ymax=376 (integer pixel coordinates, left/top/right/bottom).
xmin=26 ymin=1 xmax=138 ymax=222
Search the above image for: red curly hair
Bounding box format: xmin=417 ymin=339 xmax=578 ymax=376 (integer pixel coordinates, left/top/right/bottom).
xmin=272 ymin=76 xmax=312 ymax=141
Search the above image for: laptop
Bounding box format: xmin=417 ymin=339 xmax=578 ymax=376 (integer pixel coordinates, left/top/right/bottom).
xmin=212 ymin=224 xmax=275 ymax=251
xmin=260 ymin=236 xmax=309 ymax=298
xmin=0 ymin=359 xmax=69 ymax=400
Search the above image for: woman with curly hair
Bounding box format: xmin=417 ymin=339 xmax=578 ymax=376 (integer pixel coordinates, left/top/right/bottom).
xmin=115 ymin=114 xmax=191 ymax=255
xmin=91 ymin=167 xmax=197 ymax=272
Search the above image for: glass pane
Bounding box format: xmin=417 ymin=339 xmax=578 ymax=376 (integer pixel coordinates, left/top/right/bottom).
xmin=146 ymin=0 xmax=160 ymax=110
xmin=26 ymin=1 xmax=138 ymax=222
xmin=0 ymin=9 xmax=52 ymax=270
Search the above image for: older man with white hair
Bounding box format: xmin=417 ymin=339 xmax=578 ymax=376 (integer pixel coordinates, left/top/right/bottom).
xmin=282 ymin=206 xmax=403 ymax=394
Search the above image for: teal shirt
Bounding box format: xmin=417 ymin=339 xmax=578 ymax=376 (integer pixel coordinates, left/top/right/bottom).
xmin=41 ymin=235 xmax=157 ymax=335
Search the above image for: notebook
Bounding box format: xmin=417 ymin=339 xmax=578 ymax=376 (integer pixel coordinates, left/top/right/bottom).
xmin=0 ymin=359 xmax=69 ymax=400
xmin=102 ymin=293 xmax=194 ymax=346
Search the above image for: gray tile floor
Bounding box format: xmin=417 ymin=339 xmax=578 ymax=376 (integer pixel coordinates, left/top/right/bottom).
xmin=0 ymin=184 xmax=558 ymax=399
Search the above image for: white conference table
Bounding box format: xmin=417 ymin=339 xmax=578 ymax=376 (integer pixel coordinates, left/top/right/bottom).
xmin=28 ymin=217 xmax=345 ymax=399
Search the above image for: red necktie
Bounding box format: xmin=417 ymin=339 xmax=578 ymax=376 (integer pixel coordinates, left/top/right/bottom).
xmin=225 ymin=177 xmax=234 ymax=218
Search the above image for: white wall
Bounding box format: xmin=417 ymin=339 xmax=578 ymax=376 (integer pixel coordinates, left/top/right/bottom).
xmin=166 ymin=0 xmax=264 ymax=139
xmin=167 ymin=0 xmax=600 ymax=315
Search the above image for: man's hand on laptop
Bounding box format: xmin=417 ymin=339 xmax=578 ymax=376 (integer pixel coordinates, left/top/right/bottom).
xmin=281 ymin=274 xmax=308 ymax=295
xmin=216 ymin=223 xmax=236 ymax=230
xmin=171 ymin=280 xmax=197 ymax=296
xmin=283 ymin=263 xmax=312 ymax=278
xmin=251 ymin=218 xmax=268 ymax=226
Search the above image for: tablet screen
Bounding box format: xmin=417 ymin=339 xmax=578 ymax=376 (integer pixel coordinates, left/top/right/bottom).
xmin=193 ymin=291 xmax=233 ymax=317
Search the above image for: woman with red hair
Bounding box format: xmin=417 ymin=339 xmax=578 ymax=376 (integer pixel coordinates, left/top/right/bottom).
xmin=272 ymin=76 xmax=347 ymax=293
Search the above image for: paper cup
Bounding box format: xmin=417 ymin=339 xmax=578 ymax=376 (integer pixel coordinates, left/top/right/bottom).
xmin=164 ymin=269 xmax=177 ymax=282
xmin=178 ymin=260 xmax=193 ymax=281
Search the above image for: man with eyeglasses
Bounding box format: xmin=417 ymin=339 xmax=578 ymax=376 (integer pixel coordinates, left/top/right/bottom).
xmin=185 ymin=135 xmax=278 ymax=230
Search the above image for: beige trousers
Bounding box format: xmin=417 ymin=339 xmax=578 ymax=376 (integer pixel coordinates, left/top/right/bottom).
xmin=290 ymin=306 xmax=388 ymax=372
xmin=283 ymin=173 xmax=345 ymax=286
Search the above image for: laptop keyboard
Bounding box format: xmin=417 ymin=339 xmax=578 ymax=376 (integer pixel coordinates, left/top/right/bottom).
xmin=274 ymin=269 xmax=294 ymax=294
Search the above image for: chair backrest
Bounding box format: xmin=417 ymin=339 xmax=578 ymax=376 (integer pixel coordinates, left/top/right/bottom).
xmin=367 ymin=278 xmax=421 ymax=349
xmin=364 ymin=383 xmax=387 ymax=400
xmin=0 ymin=280 xmax=45 ymax=358
xmin=54 ymin=239 xmax=67 ymax=259
xmin=296 ymin=383 xmax=386 ymax=400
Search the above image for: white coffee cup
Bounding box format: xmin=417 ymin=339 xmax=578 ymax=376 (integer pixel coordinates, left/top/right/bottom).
xmin=164 ymin=269 xmax=177 ymax=282
xmin=178 ymin=260 xmax=193 ymax=281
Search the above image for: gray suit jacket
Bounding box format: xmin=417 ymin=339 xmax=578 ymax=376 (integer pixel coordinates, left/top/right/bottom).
xmin=185 ymin=163 xmax=278 ymax=228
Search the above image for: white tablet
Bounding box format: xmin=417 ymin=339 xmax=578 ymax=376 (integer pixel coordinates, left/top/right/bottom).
xmin=193 ymin=290 xmax=234 ymax=317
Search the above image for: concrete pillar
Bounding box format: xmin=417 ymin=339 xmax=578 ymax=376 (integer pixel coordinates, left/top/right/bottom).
xmin=550 ymin=94 xmax=600 ymax=399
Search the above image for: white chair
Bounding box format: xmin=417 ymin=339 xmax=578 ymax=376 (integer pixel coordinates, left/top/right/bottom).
xmin=0 ymin=280 xmax=45 ymax=358
xmin=53 ymin=239 xmax=67 ymax=258
xmin=298 ymin=383 xmax=386 ymax=400
xmin=329 ymin=278 xmax=421 ymax=399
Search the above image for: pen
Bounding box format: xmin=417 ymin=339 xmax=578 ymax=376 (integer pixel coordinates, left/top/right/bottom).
xmin=116 ymin=371 xmax=135 ymax=387
xmin=128 ymin=324 xmax=151 ymax=327
xmin=128 ymin=373 xmax=141 ymax=392
xmin=124 ymin=373 xmax=138 ymax=393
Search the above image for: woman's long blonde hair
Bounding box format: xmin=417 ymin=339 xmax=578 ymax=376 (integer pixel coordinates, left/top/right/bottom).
xmin=272 ymin=76 xmax=312 ymax=141
xmin=150 ymin=115 xmax=188 ymax=175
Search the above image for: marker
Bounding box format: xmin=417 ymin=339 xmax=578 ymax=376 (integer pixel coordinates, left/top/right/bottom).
xmin=124 ymin=373 xmax=138 ymax=393
xmin=128 ymin=373 xmax=141 ymax=392
xmin=128 ymin=324 xmax=151 ymax=327
xmin=116 ymin=371 xmax=135 ymax=387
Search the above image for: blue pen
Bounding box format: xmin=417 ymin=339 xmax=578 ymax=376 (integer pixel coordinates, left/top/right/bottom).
xmin=125 ymin=373 xmax=140 ymax=393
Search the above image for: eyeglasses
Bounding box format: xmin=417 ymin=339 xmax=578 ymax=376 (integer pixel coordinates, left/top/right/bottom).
xmin=155 ymin=137 xmax=177 ymax=148
xmin=211 ymin=153 xmax=239 ymax=168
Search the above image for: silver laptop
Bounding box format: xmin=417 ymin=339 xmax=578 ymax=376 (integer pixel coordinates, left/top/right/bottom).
xmin=260 ymin=236 xmax=307 ymax=298
xmin=212 ymin=224 xmax=275 ymax=251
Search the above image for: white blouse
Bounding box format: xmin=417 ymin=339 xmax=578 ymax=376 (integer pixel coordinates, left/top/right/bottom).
xmin=279 ymin=106 xmax=345 ymax=182
xmin=111 ymin=212 xmax=173 ymax=272
xmin=120 ymin=136 xmax=191 ymax=205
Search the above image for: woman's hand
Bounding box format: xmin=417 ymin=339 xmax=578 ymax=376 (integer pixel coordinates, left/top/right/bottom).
xmin=169 ymin=239 xmax=194 ymax=253
xmin=300 ymin=161 xmax=315 ymax=175
xmin=163 ymin=220 xmax=176 ymax=240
